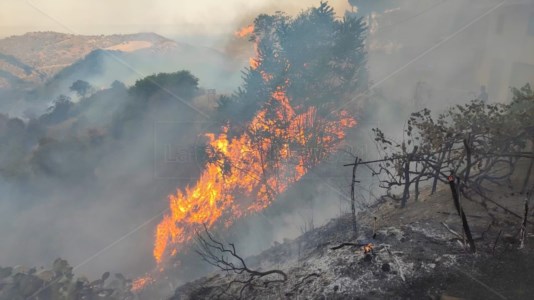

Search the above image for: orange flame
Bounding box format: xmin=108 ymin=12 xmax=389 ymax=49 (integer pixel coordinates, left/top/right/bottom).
xmin=152 ymin=85 xmax=356 ymax=264
xmin=150 ymin=22 xmax=357 ymax=270
xmin=132 ymin=274 xmax=154 ymax=292
xmin=250 ymin=41 xmax=260 ymax=70
xmin=235 ymin=25 xmax=254 ymax=38
xmin=363 ymin=243 xmax=374 ymax=254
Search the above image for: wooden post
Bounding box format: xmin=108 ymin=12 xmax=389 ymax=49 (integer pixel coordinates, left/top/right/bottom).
xmin=448 ymin=174 xmax=476 ymax=253
xmin=401 ymin=146 xmax=418 ymax=208
xmin=350 ymin=157 xmax=360 ymax=237
xmin=521 ymin=142 xmax=534 ymax=193
xmin=519 ymin=194 xmax=530 ymax=249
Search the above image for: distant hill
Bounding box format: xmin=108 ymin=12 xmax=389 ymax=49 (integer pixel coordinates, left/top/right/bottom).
xmin=0 ymin=32 xmax=178 ymax=89
xmin=0 ymin=32 xmax=243 ymax=115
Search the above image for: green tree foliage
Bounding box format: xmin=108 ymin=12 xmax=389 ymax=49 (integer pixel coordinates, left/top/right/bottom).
xmin=0 ymin=117 xmax=29 ymax=180
xmin=69 ymin=79 xmax=94 ymax=98
xmin=29 ymin=136 xmax=98 ymax=182
xmin=38 ymin=95 xmax=74 ymax=126
xmin=216 ymin=1 xmax=368 ymax=124
xmin=113 ymin=70 xmax=199 ymax=138
xmin=129 ymin=71 xmax=198 ymax=100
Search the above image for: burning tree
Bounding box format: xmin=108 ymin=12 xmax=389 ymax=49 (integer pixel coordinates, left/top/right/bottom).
xmin=216 ymin=1 xmax=367 ymax=125
xmin=151 ymin=1 xmax=368 ymax=271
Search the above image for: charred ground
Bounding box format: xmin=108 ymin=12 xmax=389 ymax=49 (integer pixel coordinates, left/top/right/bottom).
xmin=170 ymin=163 xmax=534 ymax=299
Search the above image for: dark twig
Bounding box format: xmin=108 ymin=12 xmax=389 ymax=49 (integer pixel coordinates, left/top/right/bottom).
xmin=292 ymin=273 xmax=321 ymax=292
xmin=194 ymin=224 xmax=287 ymax=299
xmin=330 ymin=242 xmax=368 ymax=250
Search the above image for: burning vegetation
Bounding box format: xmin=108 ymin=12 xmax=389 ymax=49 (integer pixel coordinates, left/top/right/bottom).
xmin=2 ymin=1 xmax=534 ymax=300
xmin=152 ymin=2 xmax=367 ymax=268
xmin=170 ymin=83 xmax=534 ymax=299
xmin=234 ymin=25 xmax=254 ymax=38
xmin=153 ymin=89 xmax=357 ymax=264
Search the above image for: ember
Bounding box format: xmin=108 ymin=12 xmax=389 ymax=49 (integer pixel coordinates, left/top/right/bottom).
xmin=132 ymin=275 xmax=154 ymax=292
xmin=363 ymin=243 xmax=374 ymax=254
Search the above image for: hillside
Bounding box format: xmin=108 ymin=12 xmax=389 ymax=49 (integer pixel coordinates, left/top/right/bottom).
xmin=0 ymin=32 xmax=178 ymax=89
xmin=168 ymin=163 xmax=534 ymax=300
xmin=2 ymin=159 xmax=532 ymax=299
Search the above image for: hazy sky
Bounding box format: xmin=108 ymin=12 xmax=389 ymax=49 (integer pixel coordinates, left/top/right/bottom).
xmin=0 ymin=0 xmax=351 ymax=38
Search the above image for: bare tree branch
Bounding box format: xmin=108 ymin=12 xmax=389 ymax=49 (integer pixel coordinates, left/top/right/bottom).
xmin=194 ymin=224 xmax=287 ymax=299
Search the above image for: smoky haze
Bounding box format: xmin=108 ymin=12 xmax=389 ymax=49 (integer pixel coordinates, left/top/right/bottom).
xmin=0 ymin=1 xmax=532 ymax=298
xmin=0 ymin=0 xmax=351 ymax=38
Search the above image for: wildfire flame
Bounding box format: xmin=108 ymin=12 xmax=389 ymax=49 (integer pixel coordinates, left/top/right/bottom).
xmin=138 ymin=20 xmax=358 ymax=293
xmin=235 ymin=25 xmax=254 ymax=38
xmin=153 ymin=85 xmax=356 ymax=264
xmin=132 ymin=275 xmax=154 ymax=293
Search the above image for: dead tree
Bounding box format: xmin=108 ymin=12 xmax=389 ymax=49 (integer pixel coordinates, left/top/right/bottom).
xmin=194 ymin=225 xmax=287 ymax=299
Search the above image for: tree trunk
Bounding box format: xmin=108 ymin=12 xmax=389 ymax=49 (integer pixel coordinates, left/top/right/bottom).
xmin=432 ymin=146 xmax=447 ymax=194
xmin=463 ymin=136 xmax=473 ymax=183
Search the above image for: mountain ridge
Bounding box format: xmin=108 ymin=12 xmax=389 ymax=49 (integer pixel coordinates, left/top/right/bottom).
xmin=0 ymin=31 xmax=182 ymax=89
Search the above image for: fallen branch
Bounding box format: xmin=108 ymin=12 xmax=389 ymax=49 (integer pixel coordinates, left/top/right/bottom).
xmin=292 ymin=273 xmax=321 ymax=292
xmin=441 ymin=222 xmax=463 ymax=240
xmin=195 ymin=224 xmax=287 ymax=299
xmin=385 ymin=246 xmax=405 ymax=282
xmin=330 ymin=242 xmax=367 ymax=250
